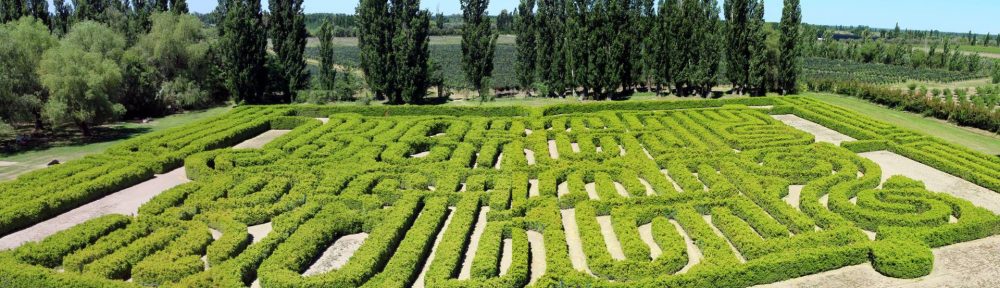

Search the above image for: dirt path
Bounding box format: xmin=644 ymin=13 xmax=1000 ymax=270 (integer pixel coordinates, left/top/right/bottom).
xmin=756 ymin=235 xmax=1000 ymax=287
xmin=643 ymin=147 xmax=655 ymax=160
xmin=458 ymin=207 xmax=490 ymax=280
xmin=499 ymin=239 xmax=513 ymax=276
xmin=548 ymin=140 xmax=559 ymax=160
xmin=413 ymin=207 xmax=456 ymax=288
xmin=859 ymin=151 xmax=1000 ymax=214
xmin=596 ymin=216 xmax=626 ymax=260
xmin=703 ymin=215 xmax=746 ymax=263
xmin=529 ymin=179 xmax=540 ymax=197
xmin=315 ymin=118 xmax=330 ymax=124
xmin=784 ymin=185 xmax=805 ymax=210
xmin=248 ymin=222 xmax=272 ymax=244
xmin=639 ymin=178 xmax=656 ymax=196
xmin=638 ymin=223 xmax=662 ymax=259
xmin=0 ymin=168 xmax=190 ymax=250
xmin=527 ymin=231 xmax=546 ymax=285
xmin=494 ymin=153 xmax=503 ymax=169
xmin=571 ymin=143 xmax=581 ymax=153
xmin=560 ymin=209 xmax=593 ymax=275
xmin=670 ymin=219 xmax=702 ymax=273
xmin=410 ymin=151 xmax=431 ymax=158
xmin=558 ymin=182 xmax=570 ymax=197
xmin=771 ymin=115 xmax=856 ymax=145
xmin=303 ymin=233 xmax=369 ymax=276
xmin=524 ymin=149 xmax=536 ymax=165
xmin=233 ymin=130 xmax=292 ymax=149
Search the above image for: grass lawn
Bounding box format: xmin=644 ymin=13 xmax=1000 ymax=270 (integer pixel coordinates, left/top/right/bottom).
xmin=806 ymin=92 xmax=1000 ymax=155
xmin=0 ymin=107 xmax=232 ymax=181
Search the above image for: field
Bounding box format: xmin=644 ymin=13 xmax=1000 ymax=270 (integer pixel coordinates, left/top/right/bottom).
xmin=0 ymin=97 xmax=999 ymax=287
xmin=803 ymin=57 xmax=984 ymax=85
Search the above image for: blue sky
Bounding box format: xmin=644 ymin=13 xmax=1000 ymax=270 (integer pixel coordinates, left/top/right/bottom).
xmin=180 ymin=0 xmax=998 ymax=33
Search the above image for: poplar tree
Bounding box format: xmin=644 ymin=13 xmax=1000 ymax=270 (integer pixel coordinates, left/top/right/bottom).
xmin=724 ymin=0 xmax=749 ymax=94
xmin=515 ymin=0 xmax=537 ymax=93
xmin=746 ymin=0 xmax=767 ymax=96
xmin=357 ymin=0 xmax=392 ymax=101
xmin=317 ymin=18 xmax=336 ymax=90
xmin=638 ymin=0 xmax=656 ymax=90
xmin=654 ymin=0 xmax=678 ymax=95
xmin=535 ymin=0 xmax=565 ymax=97
xmin=218 ymin=0 xmax=268 ymax=104
xmin=53 ymin=0 xmax=73 ymax=35
xmin=358 ymin=0 xmax=430 ymax=104
xmin=0 ymin=0 xmax=24 ymax=23
xmin=269 ymin=0 xmax=309 ymax=103
xmin=461 ymin=0 xmax=497 ymax=97
xmin=172 ymin=0 xmax=188 ymax=14
xmin=778 ymin=0 xmax=801 ymax=94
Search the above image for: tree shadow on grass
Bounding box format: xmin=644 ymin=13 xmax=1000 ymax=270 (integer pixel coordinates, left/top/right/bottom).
xmin=0 ymin=126 xmax=152 ymax=157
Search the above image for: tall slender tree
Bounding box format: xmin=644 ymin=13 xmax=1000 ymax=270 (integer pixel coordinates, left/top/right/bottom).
xmin=778 ymin=0 xmax=801 ymax=94
xmin=357 ymin=0 xmax=392 ymax=100
xmin=218 ymin=0 xmax=268 ymax=103
xmin=0 ymin=0 xmax=24 ymax=23
xmin=515 ymin=0 xmax=537 ymax=93
xmin=535 ymin=0 xmax=565 ymax=97
xmin=391 ymin=0 xmax=430 ymax=104
xmin=654 ymin=0 xmax=678 ymax=95
xmin=461 ymin=0 xmax=497 ymax=97
xmin=724 ymin=0 xmax=749 ymax=94
xmin=53 ymin=0 xmax=73 ymax=35
xmin=317 ymin=18 xmax=336 ymax=90
xmin=269 ymin=0 xmax=308 ymax=103
xmin=172 ymin=0 xmax=188 ymax=14
xmin=746 ymin=0 xmax=767 ymax=96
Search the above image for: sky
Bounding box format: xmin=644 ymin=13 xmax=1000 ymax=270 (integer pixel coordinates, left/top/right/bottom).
xmin=179 ymin=0 xmax=999 ymax=33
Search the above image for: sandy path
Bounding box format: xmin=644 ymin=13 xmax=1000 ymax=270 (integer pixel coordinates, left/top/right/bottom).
xmin=859 ymin=151 xmax=1000 ymax=214
xmin=670 ymin=219 xmax=702 ymax=273
xmin=315 ymin=118 xmax=330 ymax=124
xmin=499 ymin=239 xmax=513 ymax=276
xmin=756 ymin=235 xmax=1000 ymax=288
xmin=473 ymin=153 xmax=480 ymax=169
xmin=639 ymin=178 xmax=656 ymax=196
xmin=303 ymin=233 xmax=369 ymax=276
xmin=527 ymin=231 xmax=546 ymax=284
xmin=0 ymin=161 xmax=16 ymax=167
xmin=560 ymin=209 xmax=593 ymax=274
xmin=784 ymin=185 xmax=805 ymax=210
xmin=661 ymin=169 xmax=685 ymax=193
xmin=411 ymin=151 xmax=431 ymax=158
xmin=558 ymin=182 xmax=570 ymax=197
xmin=618 ymin=145 xmax=626 ymax=156
xmin=819 ymin=194 xmax=830 ymax=209
xmin=596 ymin=216 xmax=626 ymax=260
xmin=494 ymin=153 xmax=503 ymax=169
xmin=248 ymin=222 xmax=272 ymax=244
xmin=571 ymin=143 xmax=581 ymax=153
xmin=233 ymin=130 xmax=292 ymax=149
xmin=524 ymin=129 xmax=533 ymax=136
xmin=585 ymin=183 xmax=600 ymax=200
xmin=643 ymin=147 xmax=654 ymax=160
xmin=750 ymin=105 xmax=775 ymax=110
xmin=413 ymin=207 xmax=456 ymax=288
xmin=613 ymin=182 xmax=630 ymax=198
xmin=638 ymin=223 xmax=662 ymax=259
xmin=548 ymin=140 xmax=559 ymax=160
xmin=0 ymin=168 xmax=190 ymax=250
xmin=703 ymin=215 xmax=746 ymax=263
xmin=771 ymin=115 xmax=856 ymax=145
xmin=524 ymin=149 xmax=536 ymax=165
xmin=529 ymin=179 xmax=540 ymax=197
xmin=458 ymin=207 xmax=490 ymax=280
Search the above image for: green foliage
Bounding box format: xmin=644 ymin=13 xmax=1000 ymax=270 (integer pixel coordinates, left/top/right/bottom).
xmin=268 ymin=0 xmax=309 ymax=102
xmin=317 ymin=18 xmax=337 ymax=90
xmin=778 ymin=0 xmax=801 ymax=94
xmin=461 ymin=0 xmax=498 ymax=94
xmin=219 ymin=0 xmax=269 ymax=104
xmin=870 ymin=239 xmax=933 ymax=279
xmin=0 ymin=17 xmax=57 ymax=127
xmin=358 ymin=0 xmax=431 ymax=104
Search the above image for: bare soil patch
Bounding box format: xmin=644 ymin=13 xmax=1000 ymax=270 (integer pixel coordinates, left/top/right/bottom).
xmin=248 ymin=222 xmax=272 ymax=244
xmin=0 ymin=168 xmax=190 ymax=250
xmin=771 ymin=115 xmax=856 ymax=145
xmin=584 ymin=183 xmax=600 ymax=200
xmin=638 ymin=223 xmax=662 ymax=259
xmin=548 ymin=140 xmax=559 ymax=159
xmin=784 ymin=185 xmax=805 ymax=210
xmin=527 ymin=230 xmax=546 ymax=284
xmin=524 ymin=149 xmax=536 ymax=165
xmin=499 ymin=238 xmax=513 ymax=276
xmin=613 ymin=182 xmax=630 ymax=197
xmin=528 ymin=179 xmax=540 ymax=197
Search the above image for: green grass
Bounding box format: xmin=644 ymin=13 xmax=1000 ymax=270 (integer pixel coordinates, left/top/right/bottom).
xmin=0 ymin=107 xmax=232 ymax=180
xmin=806 ymin=92 xmax=1000 ymax=155
xmin=958 ymin=45 xmax=1000 ymax=55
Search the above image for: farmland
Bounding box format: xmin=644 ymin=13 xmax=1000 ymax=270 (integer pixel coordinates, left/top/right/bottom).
xmin=0 ymin=97 xmax=998 ymax=287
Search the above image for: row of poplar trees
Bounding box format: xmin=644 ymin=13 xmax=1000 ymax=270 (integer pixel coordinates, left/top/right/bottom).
xmin=514 ymin=0 xmax=802 ymax=99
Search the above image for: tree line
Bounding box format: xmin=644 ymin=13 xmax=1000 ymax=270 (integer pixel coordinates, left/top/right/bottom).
xmin=0 ymin=0 xmax=321 ymax=140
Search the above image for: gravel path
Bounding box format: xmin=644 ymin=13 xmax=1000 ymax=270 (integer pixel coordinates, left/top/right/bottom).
xmin=315 ymin=118 xmax=330 ymax=124
xmin=638 ymin=223 xmax=662 ymax=259
xmin=771 ymin=115 xmax=856 ymax=145
xmin=0 ymin=168 xmax=190 ymax=250
xmin=548 ymin=140 xmax=559 ymax=160
xmin=458 ymin=206 xmax=490 ymax=280
xmin=499 ymin=239 xmax=513 ymax=276
xmin=639 ymin=178 xmax=656 ymax=196
xmin=529 ymin=179 xmax=540 ymax=197
xmin=558 ymin=182 xmax=570 ymax=197
xmin=670 ymin=219 xmax=702 ymax=273
xmin=560 ymin=209 xmax=593 ymax=275
xmin=613 ymin=182 xmax=630 ymax=197
xmin=584 ymin=183 xmax=600 ymax=200
xmin=596 ymin=216 xmax=625 ymax=260
xmin=755 ymin=235 xmax=1000 ymax=288
xmin=303 ymin=233 xmax=369 ymax=276
xmin=785 ymin=185 xmax=805 ymax=210
xmin=413 ymin=207 xmax=456 ymax=288
xmin=524 ymin=149 xmax=536 ymax=165
xmin=527 ymin=231 xmax=546 ymax=285
xmin=860 ymin=151 xmax=1000 ymax=214
xmin=248 ymin=222 xmax=272 ymax=244
xmin=233 ymin=130 xmax=292 ymax=149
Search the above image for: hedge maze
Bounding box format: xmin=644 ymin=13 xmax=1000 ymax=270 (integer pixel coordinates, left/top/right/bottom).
xmin=1 ymin=97 xmax=999 ymax=287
